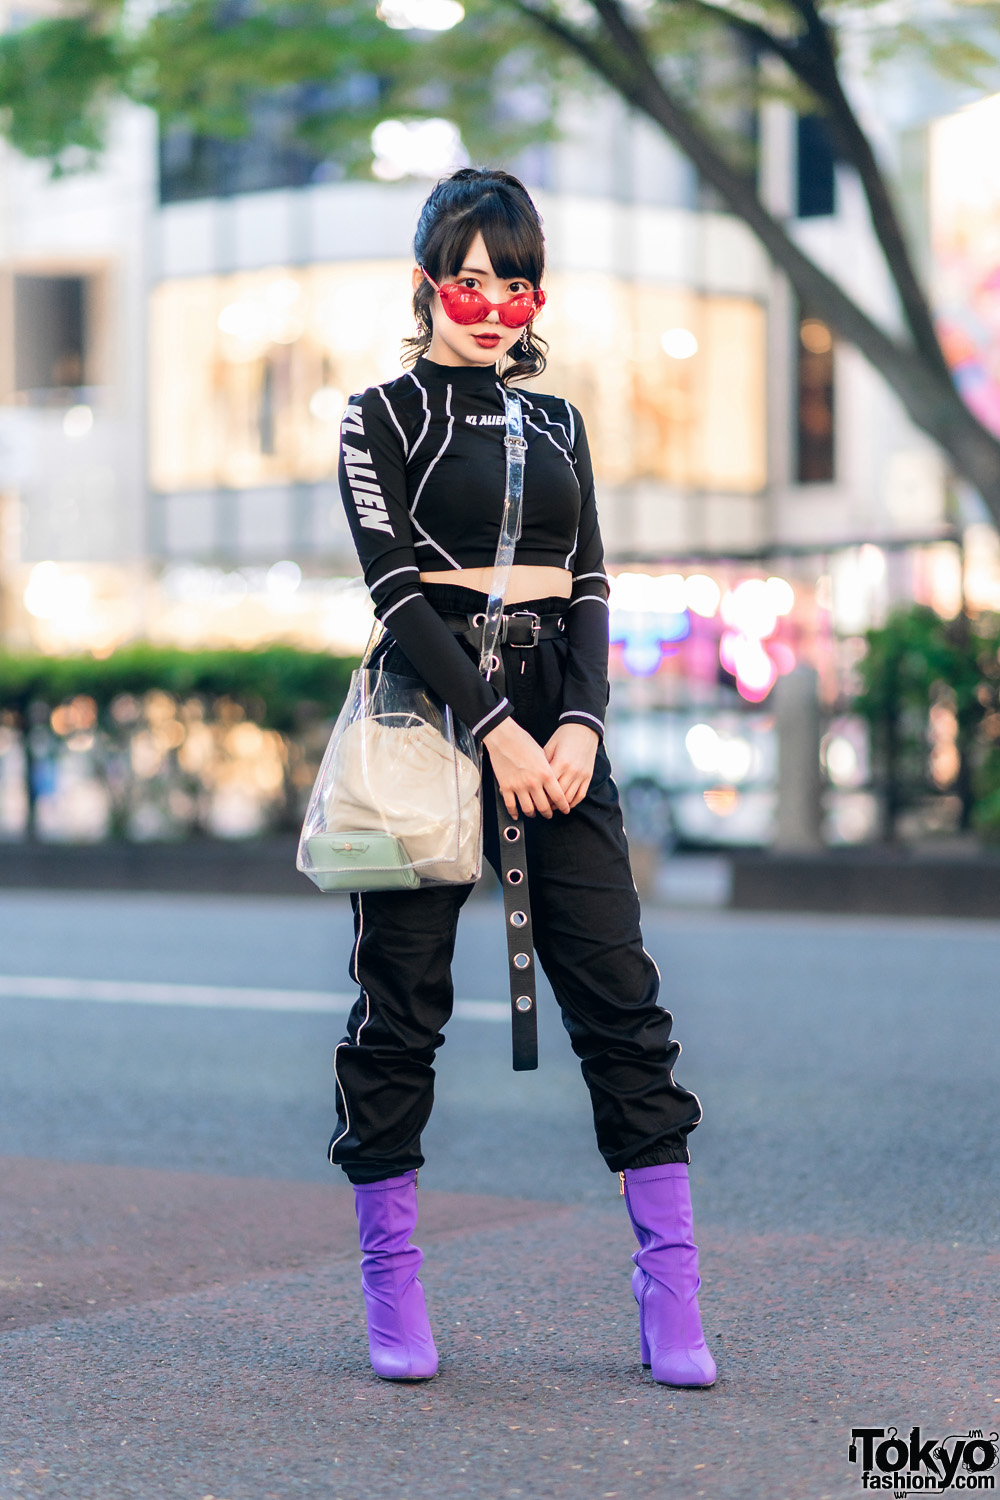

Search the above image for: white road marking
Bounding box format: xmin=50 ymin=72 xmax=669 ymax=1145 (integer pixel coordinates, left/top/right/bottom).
xmin=0 ymin=975 xmax=509 ymax=1022
xmin=454 ymin=999 xmax=509 ymax=1022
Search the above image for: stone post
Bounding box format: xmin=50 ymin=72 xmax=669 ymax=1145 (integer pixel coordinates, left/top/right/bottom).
xmin=774 ymin=666 xmax=823 ymax=851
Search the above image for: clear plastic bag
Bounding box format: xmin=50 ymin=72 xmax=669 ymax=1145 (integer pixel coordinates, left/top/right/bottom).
xmin=297 ymin=664 xmax=482 ymax=892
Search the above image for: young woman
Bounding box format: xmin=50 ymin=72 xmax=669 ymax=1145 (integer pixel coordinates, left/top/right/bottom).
xmin=333 ymin=167 xmax=715 ymax=1389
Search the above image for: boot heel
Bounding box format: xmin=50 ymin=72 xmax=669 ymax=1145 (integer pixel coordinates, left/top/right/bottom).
xmin=633 ymin=1269 xmax=651 ymax=1366
xmin=622 ymin=1163 xmax=717 ymax=1389
xmin=354 ymin=1172 xmax=439 ymax=1382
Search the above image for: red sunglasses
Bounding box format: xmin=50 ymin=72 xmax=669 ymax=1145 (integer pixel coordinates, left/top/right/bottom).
xmin=421 ymin=268 xmax=545 ymax=328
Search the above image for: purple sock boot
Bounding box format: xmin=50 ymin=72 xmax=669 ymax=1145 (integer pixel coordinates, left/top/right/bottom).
xmin=622 ymin=1163 xmax=717 ymax=1388
xmin=353 ymin=1172 xmax=438 ymax=1381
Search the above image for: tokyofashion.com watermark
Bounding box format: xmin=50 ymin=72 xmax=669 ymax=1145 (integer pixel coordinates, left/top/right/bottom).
xmin=849 ymin=1427 xmax=998 ymax=1493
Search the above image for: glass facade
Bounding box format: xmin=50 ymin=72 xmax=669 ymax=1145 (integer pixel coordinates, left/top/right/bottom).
xmin=796 ymin=115 xmax=837 ymax=220
xmin=150 ymin=262 xmax=767 ymax=494
xmin=930 ymin=91 xmax=1000 ymax=438
xmin=157 ymin=84 xmax=364 ymax=203
xmin=796 ymin=310 xmax=835 ymax=483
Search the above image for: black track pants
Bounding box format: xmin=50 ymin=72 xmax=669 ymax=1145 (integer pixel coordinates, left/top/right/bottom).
xmin=328 ymin=599 xmax=703 ymax=1185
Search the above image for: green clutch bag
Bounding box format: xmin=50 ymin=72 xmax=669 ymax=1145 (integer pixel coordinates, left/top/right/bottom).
xmin=304 ymin=832 xmax=420 ymax=892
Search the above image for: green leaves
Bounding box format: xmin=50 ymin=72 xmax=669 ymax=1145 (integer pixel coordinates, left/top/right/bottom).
xmin=0 ymin=13 xmax=128 ymax=167
xmin=0 ymin=0 xmax=564 ymax=172
xmin=0 ymin=644 xmax=358 ymax=732
xmin=2 ymin=0 xmax=998 ymax=179
xmin=854 ymin=605 xmax=993 ymax=729
xmin=140 ymin=0 xmax=405 ymax=141
xmin=851 ymin=603 xmax=1000 ymax=835
xmin=2 ymin=0 xmax=1000 ymax=505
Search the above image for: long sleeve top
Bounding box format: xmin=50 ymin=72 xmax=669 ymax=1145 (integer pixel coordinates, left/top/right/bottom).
xmin=338 ymin=354 xmax=610 ymax=743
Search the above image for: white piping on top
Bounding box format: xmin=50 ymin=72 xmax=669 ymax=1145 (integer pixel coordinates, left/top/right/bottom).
xmin=410 ymin=516 xmax=463 ymax=569
xmin=406 ymin=381 xmax=463 ymax=567
xmin=520 ymin=392 xmax=573 ymax=454
xmin=380 ymin=592 xmax=421 ymax=623
xmin=522 ymin=411 xmax=574 ymax=466
xmin=369 ymin=563 xmax=420 ymax=594
xmin=377 ymin=385 xmax=410 ymax=459
xmin=411 ymin=384 xmax=454 ymax=515
xmin=406 ymin=372 xmax=433 ymax=460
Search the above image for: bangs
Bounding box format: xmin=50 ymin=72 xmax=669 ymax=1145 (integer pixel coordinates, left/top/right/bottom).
xmin=405 ymin=168 xmax=549 ymax=383
xmin=432 ymin=190 xmax=544 ymax=287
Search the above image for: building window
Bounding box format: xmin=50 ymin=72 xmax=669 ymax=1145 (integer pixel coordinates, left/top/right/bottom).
xmin=929 ymin=92 xmax=1000 ymax=439
xmin=159 ymin=123 xmax=325 ymax=204
xmin=149 ymin=265 xmax=375 ymax=491
xmin=796 ymin=115 xmax=836 ymax=219
xmin=797 ymin=313 xmax=835 ymax=483
xmin=13 ymin=275 xmax=91 ymax=394
xmin=149 ymin=266 xmax=769 ymax=495
xmin=158 ymin=83 xmax=368 ymax=203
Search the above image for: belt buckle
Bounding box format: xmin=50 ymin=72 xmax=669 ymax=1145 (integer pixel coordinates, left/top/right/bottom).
xmin=504 ymin=610 xmax=541 ymax=648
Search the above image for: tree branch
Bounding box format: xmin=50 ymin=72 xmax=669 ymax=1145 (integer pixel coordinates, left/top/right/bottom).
xmin=663 ymin=0 xmax=803 ymax=72
xmin=502 ymin=0 xmax=1000 ymax=505
xmin=501 ymin=0 xmax=629 ymax=83
xmin=521 ymin=1 xmax=901 ymax=359
xmin=786 ymin=0 xmax=953 ymax=377
xmin=649 ymin=0 xmax=951 ymax=378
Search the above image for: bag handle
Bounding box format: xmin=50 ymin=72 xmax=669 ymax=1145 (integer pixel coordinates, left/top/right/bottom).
xmin=479 ymin=390 xmax=526 ymax=679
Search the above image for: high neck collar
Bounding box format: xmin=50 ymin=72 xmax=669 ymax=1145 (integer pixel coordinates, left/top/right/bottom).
xmin=414 ymin=355 xmax=502 ymax=391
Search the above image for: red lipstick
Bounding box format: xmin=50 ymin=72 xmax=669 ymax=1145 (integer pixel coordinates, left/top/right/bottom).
xmin=473 ymin=333 xmax=501 ymax=348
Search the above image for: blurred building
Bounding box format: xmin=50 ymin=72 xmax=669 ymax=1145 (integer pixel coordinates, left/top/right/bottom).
xmin=0 ymin=43 xmax=996 ymax=844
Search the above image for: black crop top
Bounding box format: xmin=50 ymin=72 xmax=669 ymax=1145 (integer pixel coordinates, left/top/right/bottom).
xmin=338 ymin=354 xmax=610 ymax=742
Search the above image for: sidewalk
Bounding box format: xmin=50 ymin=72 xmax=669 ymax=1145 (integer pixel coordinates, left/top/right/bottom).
xmin=2 ymin=1156 xmax=996 ymax=1500
xmin=6 ymin=838 xmax=1000 ymax=916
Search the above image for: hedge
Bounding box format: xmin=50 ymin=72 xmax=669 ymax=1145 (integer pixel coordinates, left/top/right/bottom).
xmin=0 ymin=645 xmax=359 ymax=733
xmin=851 ymin=604 xmax=1000 ymax=836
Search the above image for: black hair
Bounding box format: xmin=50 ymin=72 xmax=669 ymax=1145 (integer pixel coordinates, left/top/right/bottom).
xmin=402 ymin=167 xmax=547 ymax=385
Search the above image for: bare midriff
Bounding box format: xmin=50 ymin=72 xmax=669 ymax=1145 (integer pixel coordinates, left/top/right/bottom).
xmin=419 ymin=565 xmax=572 ymax=604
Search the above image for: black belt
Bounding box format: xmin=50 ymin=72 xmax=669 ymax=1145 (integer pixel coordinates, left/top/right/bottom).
xmin=493 ymin=775 xmax=538 ymax=1071
xmin=441 ymin=610 xmax=554 ymax=1073
xmin=442 ymin=609 xmax=565 ymax=654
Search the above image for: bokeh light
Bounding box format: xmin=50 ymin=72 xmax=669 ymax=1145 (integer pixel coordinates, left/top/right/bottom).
xmin=683 ymin=574 xmax=721 ymax=617
xmin=660 ymin=327 xmax=699 ymax=360
xmin=377 ymin=0 xmax=464 ymax=28
xmin=62 ymin=405 xmax=93 ymax=439
xmin=371 ymin=118 xmax=469 ymax=180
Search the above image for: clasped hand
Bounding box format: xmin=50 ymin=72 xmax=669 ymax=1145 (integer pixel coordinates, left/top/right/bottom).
xmin=484 ymin=717 xmax=599 ymax=821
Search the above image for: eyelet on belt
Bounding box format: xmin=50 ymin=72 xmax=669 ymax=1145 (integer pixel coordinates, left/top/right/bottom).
xmin=471 ymin=612 xmax=486 ymax=628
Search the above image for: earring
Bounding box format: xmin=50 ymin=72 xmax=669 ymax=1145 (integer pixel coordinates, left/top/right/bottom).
xmin=520 ymin=323 xmax=531 ymax=354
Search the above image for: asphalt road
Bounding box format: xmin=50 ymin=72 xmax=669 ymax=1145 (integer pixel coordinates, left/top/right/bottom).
xmin=0 ymin=888 xmax=996 ymax=1242
xmin=0 ymin=888 xmax=998 ymax=1500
